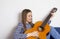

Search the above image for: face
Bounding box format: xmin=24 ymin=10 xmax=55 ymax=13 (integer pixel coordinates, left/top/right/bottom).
xmin=26 ymin=12 xmax=32 ymax=23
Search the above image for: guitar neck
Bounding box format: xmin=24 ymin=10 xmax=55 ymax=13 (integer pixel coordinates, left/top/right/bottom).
xmin=41 ymin=13 xmax=52 ymax=27
xmin=39 ymin=7 xmax=57 ymax=28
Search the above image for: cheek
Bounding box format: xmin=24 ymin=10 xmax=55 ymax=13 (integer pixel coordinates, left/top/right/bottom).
xmin=27 ymin=16 xmax=32 ymax=21
xmin=27 ymin=17 xmax=31 ymax=20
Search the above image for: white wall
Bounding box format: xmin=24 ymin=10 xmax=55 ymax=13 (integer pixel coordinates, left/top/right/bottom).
xmin=0 ymin=0 xmax=60 ymax=39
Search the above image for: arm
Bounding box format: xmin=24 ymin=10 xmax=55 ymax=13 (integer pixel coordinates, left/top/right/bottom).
xmin=14 ymin=23 xmax=27 ymax=39
xmin=50 ymin=27 xmax=60 ymax=39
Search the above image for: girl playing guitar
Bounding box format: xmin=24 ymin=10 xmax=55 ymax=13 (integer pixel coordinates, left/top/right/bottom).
xmin=14 ymin=8 xmax=60 ymax=39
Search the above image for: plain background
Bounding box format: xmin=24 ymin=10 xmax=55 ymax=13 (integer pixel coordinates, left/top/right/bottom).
xmin=0 ymin=0 xmax=60 ymax=39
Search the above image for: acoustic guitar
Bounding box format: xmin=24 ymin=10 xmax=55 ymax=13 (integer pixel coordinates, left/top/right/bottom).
xmin=25 ymin=8 xmax=57 ymax=39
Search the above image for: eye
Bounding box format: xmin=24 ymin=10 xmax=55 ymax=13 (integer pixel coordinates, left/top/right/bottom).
xmin=28 ymin=15 xmax=31 ymax=17
xmin=30 ymin=15 xmax=32 ymax=17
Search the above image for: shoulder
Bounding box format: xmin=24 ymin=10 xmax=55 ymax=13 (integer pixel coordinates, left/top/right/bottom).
xmin=17 ymin=22 xmax=24 ymax=28
xmin=18 ymin=22 xmax=23 ymax=26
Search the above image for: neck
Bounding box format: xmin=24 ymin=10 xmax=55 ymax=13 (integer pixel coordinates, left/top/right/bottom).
xmin=26 ymin=21 xmax=29 ymax=24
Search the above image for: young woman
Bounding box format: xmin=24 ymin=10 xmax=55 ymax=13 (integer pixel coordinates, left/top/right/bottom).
xmin=14 ymin=9 xmax=60 ymax=39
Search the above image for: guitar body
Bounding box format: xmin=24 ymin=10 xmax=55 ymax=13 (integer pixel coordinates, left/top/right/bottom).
xmin=25 ymin=21 xmax=50 ymax=39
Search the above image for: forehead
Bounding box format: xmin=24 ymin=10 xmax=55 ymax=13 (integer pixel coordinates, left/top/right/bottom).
xmin=27 ymin=12 xmax=32 ymax=15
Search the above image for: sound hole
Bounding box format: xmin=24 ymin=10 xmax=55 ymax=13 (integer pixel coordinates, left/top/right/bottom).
xmin=38 ymin=26 xmax=44 ymax=31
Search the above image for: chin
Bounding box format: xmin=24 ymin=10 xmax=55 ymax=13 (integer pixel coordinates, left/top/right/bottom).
xmin=29 ymin=21 xmax=32 ymax=22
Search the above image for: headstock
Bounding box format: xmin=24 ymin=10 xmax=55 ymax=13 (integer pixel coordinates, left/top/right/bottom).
xmin=50 ymin=7 xmax=57 ymax=13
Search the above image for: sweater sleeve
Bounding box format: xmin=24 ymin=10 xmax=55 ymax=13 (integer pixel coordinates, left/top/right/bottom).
xmin=14 ymin=23 xmax=27 ymax=39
